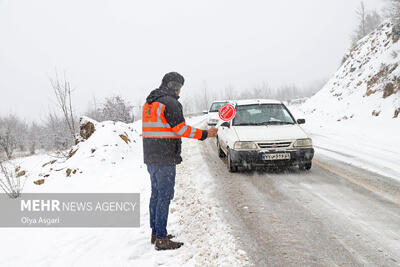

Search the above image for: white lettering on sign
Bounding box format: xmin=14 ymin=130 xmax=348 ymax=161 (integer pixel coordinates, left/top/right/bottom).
xmin=21 ymin=200 xmax=61 ymax=211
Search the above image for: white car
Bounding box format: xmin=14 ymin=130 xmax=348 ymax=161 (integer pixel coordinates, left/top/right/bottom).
xmin=216 ymin=99 xmax=314 ymax=172
xmin=204 ymin=100 xmax=230 ymax=127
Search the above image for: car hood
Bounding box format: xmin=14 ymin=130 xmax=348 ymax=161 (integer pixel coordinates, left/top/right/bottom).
xmin=207 ymin=112 xmax=219 ymax=120
xmin=232 ymin=125 xmax=308 ymax=141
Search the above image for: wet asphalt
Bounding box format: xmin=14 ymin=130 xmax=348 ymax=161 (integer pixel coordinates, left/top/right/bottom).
xmin=186 ymin=136 xmax=400 ymax=267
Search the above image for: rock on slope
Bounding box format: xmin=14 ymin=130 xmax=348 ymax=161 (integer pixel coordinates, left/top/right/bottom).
xmin=301 ymin=20 xmax=400 ymax=121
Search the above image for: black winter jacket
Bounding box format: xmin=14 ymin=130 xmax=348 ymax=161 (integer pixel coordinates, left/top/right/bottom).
xmin=143 ymin=86 xmax=207 ymax=165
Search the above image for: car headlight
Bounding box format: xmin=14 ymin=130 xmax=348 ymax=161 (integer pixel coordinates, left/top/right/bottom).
xmin=208 ymin=119 xmax=218 ymax=123
xmin=234 ymin=141 xmax=258 ymax=150
xmin=294 ymin=138 xmax=312 ymax=147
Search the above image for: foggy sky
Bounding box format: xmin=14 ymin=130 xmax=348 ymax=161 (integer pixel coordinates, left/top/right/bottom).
xmin=0 ymin=0 xmax=387 ymax=121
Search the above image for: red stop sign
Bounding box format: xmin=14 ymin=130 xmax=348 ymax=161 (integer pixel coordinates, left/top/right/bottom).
xmin=218 ymin=104 xmax=236 ymax=121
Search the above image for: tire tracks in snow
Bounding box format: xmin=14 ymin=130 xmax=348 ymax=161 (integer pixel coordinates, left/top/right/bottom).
xmin=193 ymin=133 xmax=400 ymax=266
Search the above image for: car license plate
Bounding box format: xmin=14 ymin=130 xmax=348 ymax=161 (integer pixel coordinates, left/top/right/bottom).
xmin=262 ymin=153 xmax=290 ymax=161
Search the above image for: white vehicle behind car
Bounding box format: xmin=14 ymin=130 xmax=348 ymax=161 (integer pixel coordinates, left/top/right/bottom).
xmin=216 ymin=99 xmax=314 ymax=172
xmin=204 ymin=100 xmax=229 ymax=127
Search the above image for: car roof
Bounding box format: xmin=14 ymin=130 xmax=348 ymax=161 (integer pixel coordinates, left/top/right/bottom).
xmin=211 ymin=100 xmax=230 ymax=103
xmin=232 ymin=99 xmax=282 ymax=106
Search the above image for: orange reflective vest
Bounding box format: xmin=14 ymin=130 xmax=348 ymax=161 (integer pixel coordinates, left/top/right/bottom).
xmin=142 ymin=102 xmax=203 ymax=139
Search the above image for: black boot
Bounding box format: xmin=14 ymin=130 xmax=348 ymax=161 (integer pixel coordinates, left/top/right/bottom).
xmin=155 ymin=238 xmax=183 ymax=250
xmin=151 ymin=234 xmax=175 ymax=244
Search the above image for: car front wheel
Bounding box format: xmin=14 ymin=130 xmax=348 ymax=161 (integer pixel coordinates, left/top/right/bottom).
xmin=217 ymin=138 xmax=225 ymax=158
xmin=299 ymin=162 xmax=312 ymax=170
xmin=227 ymin=149 xmax=238 ymax=172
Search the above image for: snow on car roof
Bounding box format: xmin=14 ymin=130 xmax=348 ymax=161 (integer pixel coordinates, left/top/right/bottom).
xmin=233 ymin=99 xmax=282 ymax=106
xmin=211 ymin=100 xmax=230 ymax=103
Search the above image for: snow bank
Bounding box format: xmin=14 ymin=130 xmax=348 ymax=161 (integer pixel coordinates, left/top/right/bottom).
xmin=292 ymin=104 xmax=400 ymax=181
xmin=28 ymin=118 xmax=140 ymax=193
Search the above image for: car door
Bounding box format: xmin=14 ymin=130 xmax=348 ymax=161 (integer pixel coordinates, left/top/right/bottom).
xmin=218 ymin=121 xmax=232 ymax=153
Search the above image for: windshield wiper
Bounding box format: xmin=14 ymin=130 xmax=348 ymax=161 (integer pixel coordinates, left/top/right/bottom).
xmin=233 ymin=123 xmax=256 ymax=126
xmin=234 ymin=121 xmax=294 ymax=126
xmin=260 ymin=121 xmax=295 ymax=125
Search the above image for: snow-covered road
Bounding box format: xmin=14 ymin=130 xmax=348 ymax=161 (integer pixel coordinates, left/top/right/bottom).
xmin=184 ymin=118 xmax=400 ymax=266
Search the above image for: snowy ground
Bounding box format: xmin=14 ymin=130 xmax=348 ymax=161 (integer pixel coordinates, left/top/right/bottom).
xmin=290 ymin=104 xmax=400 ymax=183
xmin=0 ymin=116 xmax=248 ymax=267
xmin=1 ymin=107 xmax=398 ymax=266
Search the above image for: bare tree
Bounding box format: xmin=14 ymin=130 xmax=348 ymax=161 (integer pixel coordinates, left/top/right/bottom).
xmin=200 ymin=81 xmax=214 ymax=111
xmin=365 ymin=11 xmax=382 ymax=32
xmin=100 ymin=95 xmax=134 ymax=123
xmin=16 ymin=122 xmax=28 ymax=152
xmin=43 ymin=112 xmax=73 ymax=153
xmin=133 ymin=98 xmax=144 ymax=121
xmin=28 ymin=122 xmax=41 ymax=155
xmin=351 ymin=2 xmax=382 ymax=45
xmin=224 ymin=85 xmax=236 ymax=100
xmin=202 ymin=88 xmax=208 ymax=111
xmin=85 ymin=95 xmax=103 ymax=122
xmin=0 ymin=112 xmax=77 ymax=157
xmin=85 ymin=95 xmax=137 ymax=123
xmin=0 ymin=115 xmax=20 ymax=159
xmin=358 ymin=2 xmax=367 ymax=37
xmin=0 ymin=161 xmax=25 ymax=198
xmin=50 ymin=72 xmax=77 ymax=139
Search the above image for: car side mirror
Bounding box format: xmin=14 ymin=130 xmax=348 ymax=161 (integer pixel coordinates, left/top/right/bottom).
xmin=221 ymin=121 xmax=230 ymax=128
xmin=297 ymin=119 xmax=306 ymax=124
xmin=203 ymin=110 xmax=208 ymax=114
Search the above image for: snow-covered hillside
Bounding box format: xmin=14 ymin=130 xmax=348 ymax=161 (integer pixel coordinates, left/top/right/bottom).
xmin=0 ymin=116 xmax=249 ymax=266
xmin=301 ymin=20 xmax=400 ymax=121
xmin=291 ymin=21 xmax=400 ymax=183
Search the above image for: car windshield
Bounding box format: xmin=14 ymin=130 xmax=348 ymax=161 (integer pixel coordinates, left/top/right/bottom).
xmin=209 ymin=102 xmax=228 ymax=112
xmin=232 ymin=104 xmax=295 ymax=126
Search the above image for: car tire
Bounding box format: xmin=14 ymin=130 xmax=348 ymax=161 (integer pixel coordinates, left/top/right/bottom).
xmin=299 ymin=162 xmax=312 ymax=170
xmin=245 ymin=164 xmax=253 ymax=172
xmin=217 ymin=138 xmax=225 ymax=158
xmin=227 ymin=149 xmax=238 ymax=172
